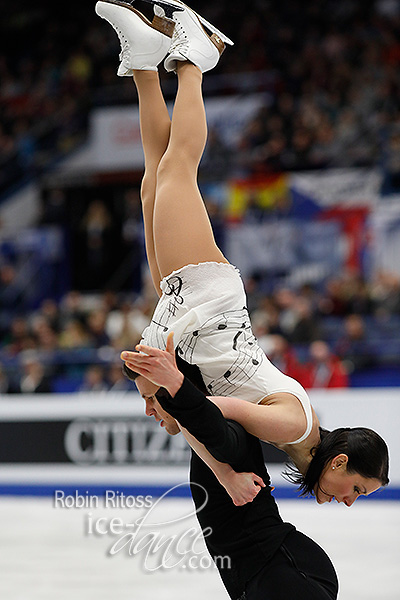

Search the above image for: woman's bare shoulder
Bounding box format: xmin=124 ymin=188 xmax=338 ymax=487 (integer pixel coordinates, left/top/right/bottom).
xmin=278 ymin=407 xmax=320 ymax=460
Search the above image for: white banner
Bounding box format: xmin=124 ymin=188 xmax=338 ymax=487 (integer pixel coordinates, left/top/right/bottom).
xmin=225 ymin=220 xmax=344 ymax=281
xmin=290 ymin=168 xmax=382 ymax=208
xmin=89 ymin=94 xmax=269 ymax=170
xmin=369 ymin=198 xmax=400 ymax=276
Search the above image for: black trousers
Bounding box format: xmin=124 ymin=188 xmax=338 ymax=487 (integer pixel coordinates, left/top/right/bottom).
xmin=244 ymin=530 xmax=339 ymax=600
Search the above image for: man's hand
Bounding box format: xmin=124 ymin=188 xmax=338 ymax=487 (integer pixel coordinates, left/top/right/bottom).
xmin=120 ymin=333 xmax=184 ymax=396
xmin=219 ymin=470 xmax=266 ymax=506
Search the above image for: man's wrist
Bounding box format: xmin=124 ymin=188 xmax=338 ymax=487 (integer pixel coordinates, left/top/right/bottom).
xmin=166 ymin=372 xmax=184 ymax=398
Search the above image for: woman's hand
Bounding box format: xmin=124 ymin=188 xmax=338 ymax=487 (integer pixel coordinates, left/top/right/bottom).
xmin=219 ymin=470 xmax=266 ymax=506
xmin=120 ymin=333 xmax=184 ymax=396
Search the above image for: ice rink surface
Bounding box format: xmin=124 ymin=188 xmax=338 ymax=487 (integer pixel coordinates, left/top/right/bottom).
xmin=0 ymin=495 xmax=399 ymax=600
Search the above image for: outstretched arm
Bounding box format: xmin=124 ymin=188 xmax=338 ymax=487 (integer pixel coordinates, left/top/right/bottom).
xmin=207 ymin=394 xmax=307 ymax=445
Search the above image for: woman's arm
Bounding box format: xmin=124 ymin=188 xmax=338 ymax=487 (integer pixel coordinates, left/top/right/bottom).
xmin=209 ymin=395 xmax=307 ymax=445
xmin=123 ymin=334 xmax=307 ymax=444
xmin=122 ymin=338 xmax=306 ymax=446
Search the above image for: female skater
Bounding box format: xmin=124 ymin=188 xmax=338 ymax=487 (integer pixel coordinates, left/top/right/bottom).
xmin=96 ymin=0 xmax=389 ymax=506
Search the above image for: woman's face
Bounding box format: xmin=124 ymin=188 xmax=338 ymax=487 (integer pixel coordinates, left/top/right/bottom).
xmin=315 ymin=454 xmax=382 ymax=506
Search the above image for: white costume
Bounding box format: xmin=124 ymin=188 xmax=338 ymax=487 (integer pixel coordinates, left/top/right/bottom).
xmin=141 ymin=262 xmax=313 ymax=444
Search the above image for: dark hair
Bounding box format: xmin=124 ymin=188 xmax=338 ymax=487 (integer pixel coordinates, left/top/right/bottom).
xmin=285 ymin=427 xmax=389 ymax=497
xmin=122 ymin=363 xmax=140 ymax=382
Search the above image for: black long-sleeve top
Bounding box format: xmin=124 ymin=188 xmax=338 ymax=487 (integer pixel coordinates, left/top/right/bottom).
xmin=156 ymin=376 xmax=295 ymax=600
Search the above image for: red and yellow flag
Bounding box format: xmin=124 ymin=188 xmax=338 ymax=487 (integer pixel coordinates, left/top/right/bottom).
xmin=227 ymin=174 xmax=290 ymax=221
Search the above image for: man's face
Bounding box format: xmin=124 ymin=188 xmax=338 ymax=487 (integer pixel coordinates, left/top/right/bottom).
xmin=136 ymin=376 xmax=180 ymax=436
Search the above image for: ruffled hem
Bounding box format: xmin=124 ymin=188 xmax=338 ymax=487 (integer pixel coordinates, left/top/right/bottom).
xmin=159 ymin=261 xmax=240 ymax=290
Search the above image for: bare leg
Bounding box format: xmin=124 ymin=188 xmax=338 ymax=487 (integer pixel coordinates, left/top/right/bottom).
xmin=153 ymin=63 xmax=229 ymax=279
xmin=133 ymin=70 xmax=172 ymax=294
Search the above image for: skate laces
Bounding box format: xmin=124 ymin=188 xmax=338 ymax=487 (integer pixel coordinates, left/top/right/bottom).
xmin=169 ymin=19 xmax=188 ymax=54
xmin=114 ymin=25 xmax=130 ymax=64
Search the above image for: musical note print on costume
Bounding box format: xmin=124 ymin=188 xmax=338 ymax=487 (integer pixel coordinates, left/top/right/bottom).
xmin=144 ymin=275 xmax=189 ymax=350
xmin=140 ymin=264 xmax=268 ymax=400
xmin=206 ymin=327 xmax=264 ymax=396
xmin=177 ymin=309 xmax=242 ymax=362
xmin=176 ymin=307 xmax=265 ymax=397
xmin=165 ymin=276 xmax=184 ymax=302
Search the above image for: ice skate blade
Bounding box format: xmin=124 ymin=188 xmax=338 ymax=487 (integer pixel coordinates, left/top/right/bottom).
xmin=140 ymin=0 xmax=184 ymax=19
xmin=96 ymin=0 xmax=175 ymax=37
xmin=143 ymin=0 xmax=234 ymax=45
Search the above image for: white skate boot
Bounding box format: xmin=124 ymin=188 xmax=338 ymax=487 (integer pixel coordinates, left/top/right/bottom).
xmin=95 ymin=0 xmax=175 ymax=74
xmin=145 ymin=0 xmax=234 ymax=73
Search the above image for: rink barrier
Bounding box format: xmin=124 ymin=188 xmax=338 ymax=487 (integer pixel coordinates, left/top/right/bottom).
xmin=0 ymin=389 xmax=399 ymax=498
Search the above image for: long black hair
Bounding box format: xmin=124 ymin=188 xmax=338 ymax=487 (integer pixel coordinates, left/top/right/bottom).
xmin=286 ymin=427 xmax=390 ymax=496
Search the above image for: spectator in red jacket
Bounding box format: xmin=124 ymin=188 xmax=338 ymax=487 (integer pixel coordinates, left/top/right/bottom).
xmin=263 ymin=334 xmax=308 ymax=385
xmin=304 ymin=340 xmax=349 ymax=389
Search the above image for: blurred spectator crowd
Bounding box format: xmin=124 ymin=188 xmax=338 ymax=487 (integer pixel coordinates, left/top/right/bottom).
xmin=1 ymin=268 xmax=400 ymax=393
xmin=1 ymin=0 xmax=400 ymax=195
xmin=1 ymin=0 xmax=400 ymax=393
xmin=232 ymin=0 xmax=400 ymax=178
xmin=0 ymin=288 xmax=154 ymax=394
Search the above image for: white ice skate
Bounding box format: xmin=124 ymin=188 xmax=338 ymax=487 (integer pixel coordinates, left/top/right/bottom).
xmin=95 ymin=0 xmax=175 ymax=74
xmin=141 ymin=0 xmax=234 ymax=46
xmin=140 ymin=0 xmax=233 ymax=73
